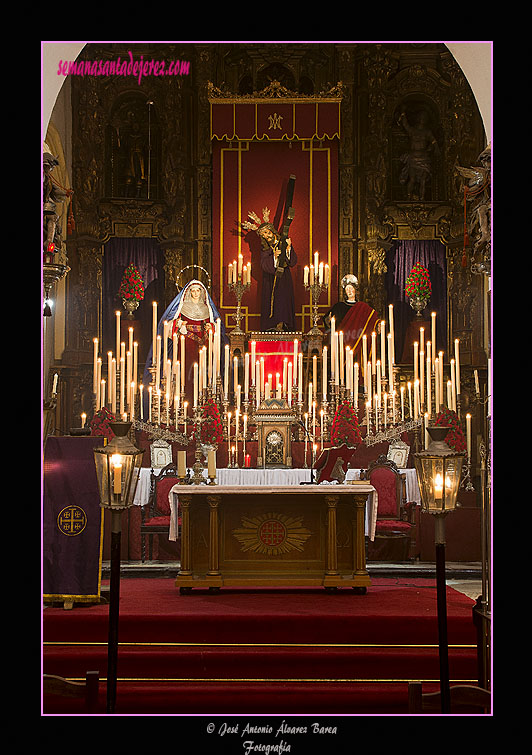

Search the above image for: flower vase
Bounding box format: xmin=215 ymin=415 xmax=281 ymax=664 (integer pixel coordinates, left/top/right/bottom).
xmin=123 ymin=298 xmax=140 ymax=319
xmin=408 ymin=295 xmax=429 ymax=319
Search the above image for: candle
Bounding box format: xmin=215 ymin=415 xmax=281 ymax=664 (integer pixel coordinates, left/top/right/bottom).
xmin=288 ymin=362 xmax=293 ymax=406
xmin=414 ymin=379 xmax=419 ymax=420
xmin=228 ymin=262 xmax=233 ymax=284
xmin=183 ymin=402 xmax=188 ymax=434
xmin=413 ymin=341 xmax=418 ymax=383
xmin=227 ymin=411 xmax=231 ymax=448
xmin=193 ymin=363 xmax=198 ymax=407
xmin=120 ymin=356 xmax=125 ymax=416
xmin=388 ymin=304 xmax=395 ymax=365
xmin=251 ymin=341 xmax=257 ymax=383
xmin=178 ymin=450 xmax=187 ymax=478
xmin=450 ymin=358 xmax=456 ymax=411
xmin=474 ymin=369 xmax=480 ymax=396
xmin=139 ymin=384 xmax=144 ymax=421
xmin=245 ymin=454 xmax=251 ymax=468
xmin=366 ymin=401 xmax=371 ymax=432
xmin=371 ymin=331 xmax=376 ymax=375
xmin=431 ymin=312 xmax=437 ymax=371
xmin=362 ymin=334 xmax=367 ymax=381
xmin=244 ymin=352 xmax=250 ymax=399
xmin=208 ymin=449 xmax=216 ymax=478
xmin=420 ymin=350 xmax=425 ymax=408
xmin=407 ymin=382 xmax=413 ymax=418
xmin=426 ymin=354 xmax=431 ymax=417
xmin=447 ymin=380 xmax=452 ymax=409
xmin=454 ymin=339 xmax=461 ymax=397
xmin=52 ymin=372 xmax=58 ymax=395
xmin=81 ymin=412 xmax=86 ymax=428
xmin=93 ymin=338 xmax=99 ymax=395
xmin=322 ymin=346 xmax=328 ymax=400
xmin=325 ymin=264 xmax=330 ymax=285
xmin=434 ymin=357 xmax=440 ymax=411
xmin=424 ymin=413 xmax=429 ymax=449
xmin=330 ymin=317 xmax=336 ymax=376
xmin=438 ymin=352 xmax=444 ymax=409
xmin=400 ymin=385 xmax=405 ymax=421
xmin=304 ymin=266 xmax=309 ymax=286
xmin=313 ymin=355 xmax=317 ymax=398
xmin=233 ymin=356 xmax=238 ymax=396
xmin=116 ymin=311 xmax=121 ymax=369
xmin=320 ymin=409 xmax=324 ymax=450
xmin=112 ymin=455 xmax=122 ymax=495
xmin=298 ymin=353 xmax=303 ymax=402
xmin=354 ymin=362 xmax=359 ymax=408
xmin=224 ymin=344 xmax=230 ymax=398
xmin=339 ymin=332 xmax=344 ymax=384
xmin=152 ymin=303 xmax=157 ymax=361
xmin=148 ymin=387 xmax=152 ymax=423
xmin=100 ymin=379 xmax=106 ymax=411
xmin=466 ymin=413 xmax=472 ymax=460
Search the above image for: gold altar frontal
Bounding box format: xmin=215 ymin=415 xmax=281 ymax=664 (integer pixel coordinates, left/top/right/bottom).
xmin=175 ymin=484 xmax=375 ymax=593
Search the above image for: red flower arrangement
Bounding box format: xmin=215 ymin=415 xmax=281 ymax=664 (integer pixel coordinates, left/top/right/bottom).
xmin=405 ymin=263 xmax=432 ymax=299
xmin=197 ymin=398 xmax=223 ymax=446
xmin=119 ymin=263 xmax=145 ymax=301
xmin=330 ymin=401 xmax=362 ymax=447
xmin=90 ymin=407 xmax=117 ymax=441
xmin=434 ymin=407 xmax=466 ymax=453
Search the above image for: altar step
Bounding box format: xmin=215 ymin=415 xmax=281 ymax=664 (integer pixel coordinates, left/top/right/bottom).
xmin=43 ymin=577 xmax=480 ymax=715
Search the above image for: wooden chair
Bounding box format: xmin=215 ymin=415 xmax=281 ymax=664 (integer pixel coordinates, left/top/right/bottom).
xmin=43 ymin=671 xmax=100 ymax=713
xmin=408 ymin=682 xmax=491 ymax=714
xmin=140 ymin=463 xmax=181 ymax=562
xmin=360 ymin=454 xmax=420 ymax=561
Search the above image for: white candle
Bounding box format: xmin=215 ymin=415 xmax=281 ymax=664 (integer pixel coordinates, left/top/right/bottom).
xmin=180 ymin=335 xmax=186 ymax=392
xmin=322 ymin=346 xmax=328 ymax=399
xmin=116 ymin=311 xmax=121 ymax=370
xmin=152 ymin=303 xmax=157 ymax=361
xmin=466 ymin=413 xmax=472 ymax=460
xmin=112 ymin=455 xmax=122 ymax=495
xmin=426 ymin=354 xmax=431 ymax=417
xmin=120 ymin=356 xmax=125 ymax=416
xmin=139 ymin=384 xmax=144 ymax=421
xmin=380 ymin=320 xmax=386 ymax=379
xmin=420 ymin=350 xmax=425 ymax=408
xmin=431 ymin=313 xmax=437 ymax=371
xmin=438 ymin=352 xmax=444 ymax=409
xmin=178 ymin=450 xmax=187 ymax=478
xmin=233 ymin=356 xmax=238 ymax=397
xmin=330 ymin=317 xmax=336 ymax=377
xmin=193 ymin=363 xmax=198 ymax=408
xmin=208 ymin=449 xmax=216 ymax=477
xmin=339 ymin=332 xmax=344 ymax=385
xmin=454 ymin=339 xmax=461 ymax=397
xmin=293 ymin=339 xmax=298 ymax=384
xmin=320 ymin=409 xmax=324 ymax=450
xmin=304 ymin=266 xmax=309 ymax=286
xmin=407 ymin=381 xmax=413 ymax=418
xmin=434 ymin=357 xmax=440 ymax=411
xmin=450 ymin=358 xmax=456 ymax=411
xmin=298 ymin=353 xmax=303 ymax=402
xmin=81 ymin=412 xmax=86 ymax=428
xmin=148 ymin=386 xmax=152 ymax=423
xmin=52 ymin=372 xmax=59 ymax=395
xmin=362 ymin=334 xmax=367 ymax=382
xmin=447 ymin=380 xmax=452 ymax=409
xmin=93 ymin=338 xmax=99 ymax=395
xmin=251 ymin=341 xmax=257 ymax=383
xmin=354 ymin=362 xmax=359 ymax=408
xmin=388 ymin=304 xmax=395 ymax=365
xmin=244 ymin=353 xmax=250 ymax=399
xmin=414 ymin=379 xmax=419 ymax=420
xmin=474 ymin=369 xmax=480 ymax=396
xmin=400 ymin=386 xmax=405 ymax=421
xmin=224 ymin=344 xmax=230 ymax=398
xmin=371 ymin=331 xmax=376 ymax=376
xmin=413 ymin=341 xmax=418 ymax=384
xmin=288 ymin=363 xmax=293 ymax=406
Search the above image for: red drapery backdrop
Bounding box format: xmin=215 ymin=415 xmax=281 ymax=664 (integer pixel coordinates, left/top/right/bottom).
xmin=211 ymin=99 xmax=340 ymax=336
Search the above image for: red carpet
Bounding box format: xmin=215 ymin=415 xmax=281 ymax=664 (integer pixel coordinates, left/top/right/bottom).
xmin=43 ymin=577 xmax=478 ymax=715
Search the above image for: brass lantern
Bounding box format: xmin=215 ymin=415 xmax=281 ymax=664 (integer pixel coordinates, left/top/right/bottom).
xmin=414 ymin=425 xmax=464 ymax=514
xmin=93 ymin=422 xmax=144 ymax=510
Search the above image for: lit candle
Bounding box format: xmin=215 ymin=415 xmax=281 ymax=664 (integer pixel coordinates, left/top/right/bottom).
xmin=283 ymin=358 xmax=288 ymax=396
xmin=450 ymin=358 xmax=456 ymax=411
xmin=454 ymin=339 xmax=461 ymax=397
xmin=287 ymin=362 xmax=293 ymax=406
xmin=362 ymin=334 xmax=368 ymax=382
xmin=339 ymin=332 xmax=344 ymax=385
xmin=116 ymin=311 xmax=122 ymax=369
xmin=424 ymin=413 xmax=429 ymax=449
xmin=112 ymin=454 xmax=122 ymax=495
xmin=100 ymin=379 xmax=106 ymax=411
xmin=407 ymin=382 xmax=413 ymax=418
xmin=388 ymin=304 xmax=395 ymax=365
xmin=233 ymin=356 xmax=238 ymax=397
xmin=431 ymin=312 xmax=437 ymax=371
xmin=447 ymin=380 xmax=452 ymax=410
xmin=413 ymin=341 xmax=418 ymax=384
xmin=251 ymin=341 xmax=257 ymax=383
xmin=180 ymin=335 xmax=185 ymax=392
xmin=52 ymin=372 xmax=59 ymax=395
xmin=81 ymin=412 xmax=86 ymax=428
xmin=380 ymin=320 xmax=386 ymax=379
xmin=93 ymin=338 xmax=99 ymax=396
xmin=420 ymin=350 xmax=425 ymax=408
xmin=400 ymin=385 xmax=405 ymax=422
xmin=366 ymin=401 xmax=371 ymax=432
xmin=244 ymin=353 xmax=249 ymax=399
xmin=313 ymin=355 xmax=317 ymax=398
xmin=120 ymin=356 xmax=125 ymax=416
xmin=152 ymin=303 xmax=157 ymax=361
xmin=320 ymin=409 xmax=324 ymax=450
xmin=298 ymin=353 xmax=303 ymax=402
xmin=330 ymin=317 xmax=336 ymax=377
xmin=434 ymin=357 xmax=440 ymax=411
xmin=371 ymin=331 xmax=376 ymax=375
xmin=227 ymin=411 xmax=231 ymax=448
xmin=193 ymin=363 xmax=198 ymax=408
xmin=183 ymin=401 xmax=188 ymax=433
xmin=466 ymin=413 xmax=472 ymax=460
xmin=438 ymin=352 xmax=444 ymax=409
xmin=426 ymin=354 xmax=431 ymax=417
xmin=224 ymin=344 xmax=230 ymax=398
xmin=414 ymin=379 xmax=419 ymax=420
xmin=304 ymin=266 xmax=309 ymax=286
xmin=238 ymin=252 xmax=243 ymax=278
xmin=354 ymin=362 xmax=359 ymax=408
xmin=228 ymin=262 xmax=233 ymax=284
xmin=139 ymin=384 xmax=144 ymax=421
xmin=148 ymin=386 xmax=152 ymax=423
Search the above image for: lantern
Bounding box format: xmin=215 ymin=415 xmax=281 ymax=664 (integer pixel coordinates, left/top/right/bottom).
xmin=414 ymin=425 xmax=464 ymax=515
xmin=93 ymin=421 xmax=144 ymax=510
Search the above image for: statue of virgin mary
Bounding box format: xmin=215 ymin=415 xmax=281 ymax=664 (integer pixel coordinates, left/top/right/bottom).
xmin=142 ymin=279 xmax=226 ymax=412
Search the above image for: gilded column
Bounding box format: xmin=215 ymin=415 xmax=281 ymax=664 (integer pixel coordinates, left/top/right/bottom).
xmin=354 ymin=495 xmax=369 ymax=577
xmin=207 ymin=494 xmax=221 ymax=577
xmin=325 ymin=495 xmax=339 ymax=576
xmin=178 ymin=495 xmax=192 ymax=576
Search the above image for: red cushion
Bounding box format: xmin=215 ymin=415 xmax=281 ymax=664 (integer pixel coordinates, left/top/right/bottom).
xmin=155 ymin=477 xmax=179 ymax=514
xmin=370 ymin=467 xmax=399 ymax=517
xmin=143 ymin=516 xmax=171 ymax=527
xmin=375 ymin=519 xmax=411 ymax=533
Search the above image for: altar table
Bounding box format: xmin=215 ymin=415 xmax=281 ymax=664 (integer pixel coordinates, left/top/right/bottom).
xmin=174 ymin=483 xmax=376 ymax=593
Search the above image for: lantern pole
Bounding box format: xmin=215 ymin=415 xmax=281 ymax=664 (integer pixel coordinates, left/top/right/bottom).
xmin=434 ymin=513 xmax=451 ymax=713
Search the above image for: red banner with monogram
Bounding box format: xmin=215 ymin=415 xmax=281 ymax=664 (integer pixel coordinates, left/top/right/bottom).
xmin=211 ymin=100 xmax=340 ymax=335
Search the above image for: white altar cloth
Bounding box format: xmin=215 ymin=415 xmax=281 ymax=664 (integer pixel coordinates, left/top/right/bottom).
xmin=134 ymin=466 xmax=420 ymax=543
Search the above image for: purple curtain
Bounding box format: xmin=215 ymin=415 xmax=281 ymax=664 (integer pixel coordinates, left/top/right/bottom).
xmin=102 ymin=237 xmax=165 ymax=364
xmin=385 ymin=240 xmax=447 ymax=360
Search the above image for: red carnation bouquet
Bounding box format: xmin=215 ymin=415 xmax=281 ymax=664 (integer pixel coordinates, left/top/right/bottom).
xmin=197 ymin=398 xmax=224 ymax=446
xmin=405 ymin=263 xmax=432 ymax=299
xmin=119 ymin=263 xmax=145 ymax=301
xmin=434 ymin=407 xmax=466 ymax=453
xmin=90 ymin=407 xmax=117 ymax=441
xmin=331 ymin=401 xmax=362 ymax=447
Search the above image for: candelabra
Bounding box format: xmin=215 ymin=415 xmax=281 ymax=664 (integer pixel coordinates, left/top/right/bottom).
xmin=228 ymin=272 xmax=251 ymax=334
xmin=304 ymin=274 xmax=328 ymax=334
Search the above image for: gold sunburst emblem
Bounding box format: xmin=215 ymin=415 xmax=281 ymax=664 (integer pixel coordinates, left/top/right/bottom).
xmin=232 ymin=512 xmax=312 ymax=556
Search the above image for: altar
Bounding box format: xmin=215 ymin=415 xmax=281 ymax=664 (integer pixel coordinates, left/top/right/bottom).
xmin=174 ymin=482 xmax=375 ymax=593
